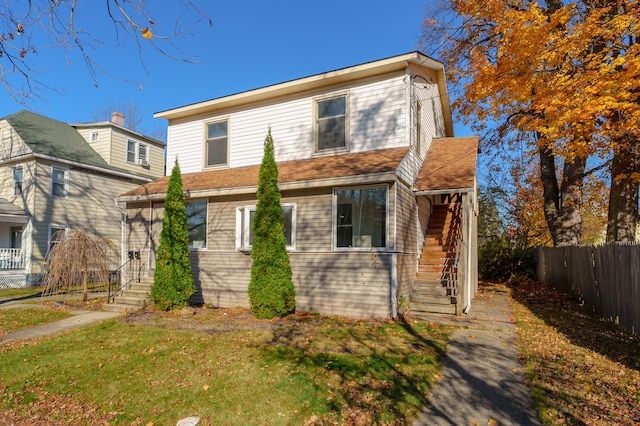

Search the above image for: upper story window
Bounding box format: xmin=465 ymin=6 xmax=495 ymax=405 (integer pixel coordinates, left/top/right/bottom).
xmin=236 ymin=204 xmax=296 ymax=251
xmin=205 ymin=120 xmax=229 ymax=168
xmin=90 ymin=131 xmax=99 ymax=142
xmin=186 ymin=200 xmax=208 ymax=249
xmin=315 ymin=94 xmax=348 ymax=153
xmin=13 ymin=166 xmax=23 ymax=196
xmin=51 ymin=167 xmax=69 ymax=198
xmin=334 ymin=186 xmax=387 ymax=249
xmin=127 ymin=139 xmax=149 ymax=166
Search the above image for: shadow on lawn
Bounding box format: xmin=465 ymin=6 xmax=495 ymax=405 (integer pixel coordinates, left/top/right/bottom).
xmin=509 ymin=279 xmax=640 ymax=372
xmin=261 ymin=316 xmax=448 ymax=423
xmin=0 ymin=292 xmax=44 ymax=305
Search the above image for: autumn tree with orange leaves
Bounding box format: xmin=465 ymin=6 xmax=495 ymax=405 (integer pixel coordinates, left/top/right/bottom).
xmin=421 ymin=0 xmax=639 ymax=245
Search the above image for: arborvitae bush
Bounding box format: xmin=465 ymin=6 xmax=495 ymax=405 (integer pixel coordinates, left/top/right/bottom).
xmin=248 ymin=129 xmax=296 ymax=319
xmin=151 ymin=159 xmax=196 ymax=310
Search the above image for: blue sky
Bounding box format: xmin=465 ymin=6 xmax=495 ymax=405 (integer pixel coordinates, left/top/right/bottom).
xmin=0 ymin=0 xmax=474 ymax=139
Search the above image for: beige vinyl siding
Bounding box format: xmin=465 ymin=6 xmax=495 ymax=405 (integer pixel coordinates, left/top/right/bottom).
xmin=0 ymin=160 xmax=36 ymax=212
xmin=166 ymin=75 xmax=410 ymax=174
xmin=75 ymin=126 xmax=112 ymax=163
xmin=394 ymin=182 xmax=420 ymax=310
xmin=30 ymin=161 xmax=142 ymax=272
xmin=109 ymin=129 xmax=165 ymax=178
xmin=127 ymin=184 xmax=397 ymax=318
xmin=190 ymin=251 xmax=392 ymax=319
xmin=394 ymin=181 xmax=419 ymax=254
xmin=0 ymin=120 xmax=32 ymax=161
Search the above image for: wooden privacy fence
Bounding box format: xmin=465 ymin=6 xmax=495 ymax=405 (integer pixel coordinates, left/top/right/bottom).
xmin=536 ymin=244 xmax=640 ymax=336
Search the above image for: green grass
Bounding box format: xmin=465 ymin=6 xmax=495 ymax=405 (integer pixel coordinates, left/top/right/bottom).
xmin=0 ymin=286 xmax=43 ymax=300
xmin=0 ymin=309 xmax=72 ymax=336
xmin=0 ymin=313 xmax=449 ymax=425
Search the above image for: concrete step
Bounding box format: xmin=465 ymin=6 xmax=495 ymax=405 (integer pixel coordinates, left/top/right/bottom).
xmin=102 ymin=303 xmax=142 ymax=314
xmin=122 ymin=289 xmax=151 ymax=298
xmin=128 ymin=283 xmax=153 ymax=292
xmin=113 ymin=295 xmax=148 ymax=307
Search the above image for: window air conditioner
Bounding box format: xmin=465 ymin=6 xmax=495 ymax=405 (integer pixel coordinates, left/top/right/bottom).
xmin=138 ymin=159 xmax=150 ymax=167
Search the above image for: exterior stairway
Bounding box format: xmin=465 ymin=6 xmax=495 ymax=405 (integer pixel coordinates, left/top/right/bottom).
xmin=103 ymin=276 xmax=153 ymax=313
xmin=409 ymin=201 xmax=462 ymax=317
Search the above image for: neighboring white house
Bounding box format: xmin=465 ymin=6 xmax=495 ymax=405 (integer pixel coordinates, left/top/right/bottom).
xmin=0 ymin=111 xmax=165 ymax=288
xmin=120 ymin=52 xmax=479 ymax=319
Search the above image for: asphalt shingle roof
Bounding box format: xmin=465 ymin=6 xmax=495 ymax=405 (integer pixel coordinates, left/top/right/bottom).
xmin=122 ymin=147 xmax=411 ymax=198
xmin=0 ymin=198 xmax=28 ymax=217
xmin=415 ymin=137 xmax=479 ymax=192
xmin=4 ymin=110 xmax=110 ymax=169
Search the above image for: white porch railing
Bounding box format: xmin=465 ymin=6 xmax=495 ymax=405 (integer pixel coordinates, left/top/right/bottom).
xmin=0 ymin=248 xmax=25 ymax=270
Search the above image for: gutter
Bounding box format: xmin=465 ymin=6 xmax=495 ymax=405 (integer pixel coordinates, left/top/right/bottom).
xmin=31 ymin=153 xmax=155 ymax=182
xmin=414 ymin=187 xmax=474 ymax=196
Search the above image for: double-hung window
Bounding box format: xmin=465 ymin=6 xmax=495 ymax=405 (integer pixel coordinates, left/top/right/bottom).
xmin=334 ymin=186 xmax=387 ymax=249
xmin=186 ymin=201 xmax=208 ymax=249
xmin=236 ymin=204 xmax=296 ymax=250
xmin=315 ymin=94 xmax=348 ymax=153
xmin=13 ymin=166 xmax=23 ymax=196
xmin=127 ymin=140 xmax=149 ymax=166
xmin=48 ymin=224 xmax=68 ymax=252
xmin=51 ymin=167 xmax=68 ymax=198
xmin=205 ymin=120 xmax=229 ymax=168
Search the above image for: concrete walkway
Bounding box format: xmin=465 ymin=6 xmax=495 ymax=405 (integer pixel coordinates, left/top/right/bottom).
xmin=413 ymin=285 xmax=541 ymax=425
xmin=1 ymin=295 xmax=121 ymax=343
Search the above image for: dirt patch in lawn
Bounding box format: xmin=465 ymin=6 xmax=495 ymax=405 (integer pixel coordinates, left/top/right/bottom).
xmin=119 ymin=305 xmax=380 ymax=337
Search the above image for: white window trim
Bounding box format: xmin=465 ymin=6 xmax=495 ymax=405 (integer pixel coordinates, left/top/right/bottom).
xmin=50 ymin=166 xmax=69 ymax=199
xmin=48 ymin=223 xmax=69 ymax=250
xmin=313 ymin=92 xmax=350 ymax=156
xmin=236 ymin=203 xmax=296 ymax=251
xmin=186 ymin=199 xmax=208 ymax=250
xmin=126 ymin=139 xmax=150 ymax=166
xmin=90 ymin=131 xmax=99 ymax=142
xmin=13 ymin=165 xmax=23 ymax=196
xmin=332 ymin=185 xmax=389 ymax=251
xmin=203 ymin=118 xmax=230 ymax=170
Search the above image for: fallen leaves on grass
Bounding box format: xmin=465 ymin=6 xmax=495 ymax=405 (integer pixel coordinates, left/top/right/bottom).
xmin=510 ymin=278 xmax=640 ymax=425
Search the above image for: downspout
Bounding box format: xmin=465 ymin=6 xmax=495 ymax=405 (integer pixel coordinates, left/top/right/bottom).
xmin=391 ymin=253 xmax=398 ymax=318
xmin=391 ymin=183 xmax=398 ymax=318
xmin=463 ymin=196 xmax=473 ymax=314
xmin=116 ymin=198 xmax=127 ymax=290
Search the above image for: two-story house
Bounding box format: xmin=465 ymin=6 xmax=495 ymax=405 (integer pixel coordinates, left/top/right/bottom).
xmin=119 ymin=52 xmax=478 ymax=319
xmin=0 ymin=111 xmax=165 ymax=288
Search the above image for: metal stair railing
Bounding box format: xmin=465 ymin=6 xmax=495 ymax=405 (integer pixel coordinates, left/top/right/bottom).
xmin=107 ymin=255 xmax=145 ymax=303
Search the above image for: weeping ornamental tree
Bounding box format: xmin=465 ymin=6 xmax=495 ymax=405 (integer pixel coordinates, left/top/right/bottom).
xmin=43 ymin=229 xmax=115 ymax=302
xmin=151 ymin=159 xmax=195 ymax=310
xmin=249 ymin=129 xmax=296 ymax=319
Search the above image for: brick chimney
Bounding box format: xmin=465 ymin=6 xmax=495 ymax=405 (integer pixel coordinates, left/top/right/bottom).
xmin=111 ymin=111 xmax=125 ymax=127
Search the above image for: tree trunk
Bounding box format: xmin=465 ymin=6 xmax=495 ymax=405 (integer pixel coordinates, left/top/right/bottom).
xmin=538 ymin=143 xmax=585 ymax=246
xmin=83 ymin=264 xmax=88 ymax=303
xmin=606 ymin=139 xmax=639 ymax=242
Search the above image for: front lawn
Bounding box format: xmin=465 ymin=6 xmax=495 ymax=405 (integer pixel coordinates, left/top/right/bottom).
xmin=0 ymin=308 xmax=73 ymax=338
xmin=511 ymin=279 xmax=640 ymax=425
xmin=0 ymin=309 xmax=449 ymax=425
